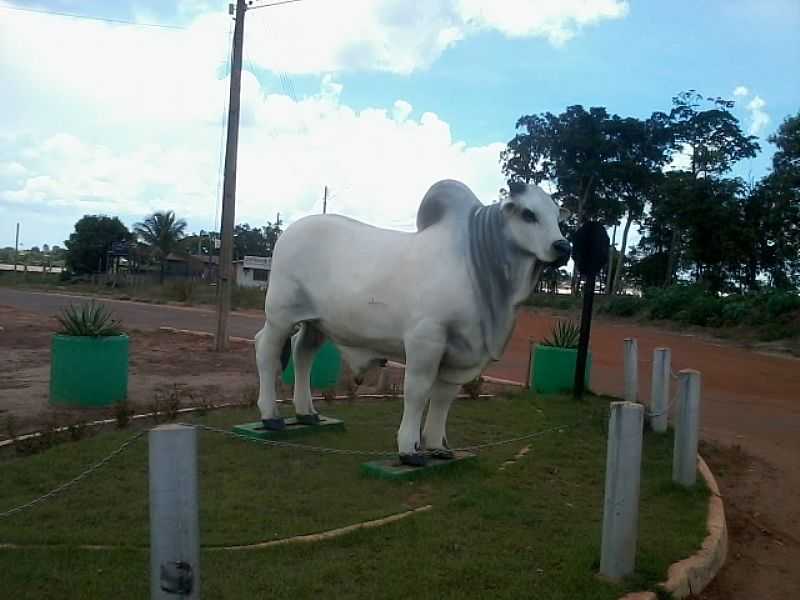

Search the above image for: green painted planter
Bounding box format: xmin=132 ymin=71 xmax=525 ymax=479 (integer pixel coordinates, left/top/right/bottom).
xmin=50 ymin=335 xmax=129 ymax=407
xmin=531 ymin=345 xmax=591 ymax=394
xmin=281 ymin=340 xmax=342 ymax=391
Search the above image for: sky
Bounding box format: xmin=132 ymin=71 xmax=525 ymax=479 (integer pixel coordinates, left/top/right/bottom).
xmin=1 ymin=0 xmax=799 ymax=250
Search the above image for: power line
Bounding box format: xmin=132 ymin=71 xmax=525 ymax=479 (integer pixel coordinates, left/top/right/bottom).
xmin=0 ymin=4 xmax=187 ymax=30
xmin=247 ymin=0 xmax=306 ymax=11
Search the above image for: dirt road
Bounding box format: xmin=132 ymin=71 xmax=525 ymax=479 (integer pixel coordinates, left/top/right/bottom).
xmin=1 ymin=287 xmax=798 ymax=597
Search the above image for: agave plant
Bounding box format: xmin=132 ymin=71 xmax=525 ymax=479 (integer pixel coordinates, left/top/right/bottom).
xmin=541 ymin=319 xmax=580 ymax=349
xmin=56 ymin=301 xmax=123 ymax=337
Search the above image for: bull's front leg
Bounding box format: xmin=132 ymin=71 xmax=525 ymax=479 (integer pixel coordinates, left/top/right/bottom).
xmin=422 ymin=379 xmax=460 ymax=459
xmin=398 ymin=323 xmax=445 ymax=467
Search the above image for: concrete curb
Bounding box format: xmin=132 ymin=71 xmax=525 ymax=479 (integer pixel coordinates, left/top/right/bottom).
xmin=618 ymin=454 xmax=727 ymax=600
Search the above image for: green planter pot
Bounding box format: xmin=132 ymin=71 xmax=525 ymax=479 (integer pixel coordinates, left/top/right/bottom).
xmin=50 ymin=335 xmax=129 ymax=407
xmin=531 ymin=345 xmax=591 ymax=394
xmin=281 ymin=340 xmax=342 ymax=391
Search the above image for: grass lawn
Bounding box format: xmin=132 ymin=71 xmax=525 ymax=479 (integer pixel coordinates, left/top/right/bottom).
xmin=0 ymin=393 xmax=709 ymax=599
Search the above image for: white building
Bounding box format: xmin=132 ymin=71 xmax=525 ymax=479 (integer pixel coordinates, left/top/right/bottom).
xmin=234 ymin=255 xmax=271 ymax=289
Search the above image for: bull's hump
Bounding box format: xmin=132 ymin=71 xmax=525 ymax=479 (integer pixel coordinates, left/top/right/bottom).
xmin=416 ymin=180 xmax=481 ymax=232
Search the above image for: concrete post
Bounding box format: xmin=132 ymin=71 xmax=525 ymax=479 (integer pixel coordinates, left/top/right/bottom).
xmin=673 ymin=370 xmax=701 ymax=487
xmin=600 ymin=401 xmax=644 ymax=580
xmin=649 ymin=348 xmax=671 ymax=433
xmin=150 ymin=424 xmax=200 ymax=599
xmin=623 ymin=338 xmax=638 ymax=404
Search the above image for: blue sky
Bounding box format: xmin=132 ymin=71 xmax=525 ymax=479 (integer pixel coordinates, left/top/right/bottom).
xmin=1 ymin=0 xmax=798 ymax=249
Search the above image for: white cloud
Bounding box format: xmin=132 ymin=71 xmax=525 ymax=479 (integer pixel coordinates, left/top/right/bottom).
xmin=746 ymin=95 xmax=770 ymax=136
xmin=733 ymin=85 xmax=749 ymax=97
xmin=242 ymin=0 xmax=629 ymax=74
xmin=0 ymin=0 xmax=627 ymax=242
xmin=1 ymin=76 xmax=507 ymax=232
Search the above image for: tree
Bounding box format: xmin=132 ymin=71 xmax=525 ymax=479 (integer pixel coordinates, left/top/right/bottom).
xmin=502 ymin=105 xmax=621 ymax=224
xmin=64 ymin=215 xmax=132 ymax=274
xmin=232 ymin=219 xmax=283 ymax=260
xmin=604 ymin=114 xmax=672 ymax=294
xmin=134 ymin=211 xmax=187 ymax=284
xmin=658 ymin=91 xmax=760 ymax=284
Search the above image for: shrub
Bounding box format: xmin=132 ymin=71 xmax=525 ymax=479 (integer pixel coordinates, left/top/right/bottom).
xmin=601 ymin=295 xmax=645 ymax=317
xmin=765 ymin=291 xmax=800 ymax=319
xmin=55 ymin=300 xmax=123 ymax=336
xmin=163 ymin=280 xmax=197 ymax=303
xmin=541 ymin=319 xmax=581 ymax=348
xmin=232 ymin=285 xmax=266 ymax=310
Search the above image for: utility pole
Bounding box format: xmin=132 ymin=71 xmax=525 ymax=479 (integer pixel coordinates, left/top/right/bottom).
xmin=323 ymin=186 xmax=327 ymax=214
xmin=215 ymin=0 xmax=247 ymax=352
xmin=13 ymin=222 xmax=19 ymax=274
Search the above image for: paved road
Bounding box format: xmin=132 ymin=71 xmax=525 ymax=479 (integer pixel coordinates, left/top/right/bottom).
xmin=0 ymin=287 xmax=265 ymax=339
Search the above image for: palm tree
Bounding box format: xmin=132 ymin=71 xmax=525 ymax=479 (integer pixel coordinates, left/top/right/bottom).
xmin=134 ymin=211 xmax=187 ymax=284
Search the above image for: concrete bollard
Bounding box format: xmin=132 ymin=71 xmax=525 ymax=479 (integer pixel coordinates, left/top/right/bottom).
xmin=673 ymin=370 xmax=701 ymax=487
xmin=150 ymin=424 xmax=200 ymax=599
xmin=600 ymin=401 xmax=644 ymax=580
xmin=623 ymin=338 xmax=639 ymax=404
xmin=649 ymin=348 xmax=671 ymax=433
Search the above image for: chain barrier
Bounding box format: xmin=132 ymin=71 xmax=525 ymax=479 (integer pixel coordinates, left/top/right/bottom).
xmin=0 ymin=419 xmax=581 ymax=519
xmin=185 ymin=422 xmax=577 ymax=456
xmin=0 ymin=429 xmax=147 ymax=519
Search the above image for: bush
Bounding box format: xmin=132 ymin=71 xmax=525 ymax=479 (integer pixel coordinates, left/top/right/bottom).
xmin=163 ymin=279 xmax=197 ymax=303
xmin=541 ymin=319 xmax=581 ymax=348
xmin=56 ymin=300 xmax=123 ymax=336
xmin=765 ymin=291 xmax=800 ymax=319
xmin=232 ymin=285 xmax=266 ymax=310
xmin=601 ymin=295 xmax=646 ymax=317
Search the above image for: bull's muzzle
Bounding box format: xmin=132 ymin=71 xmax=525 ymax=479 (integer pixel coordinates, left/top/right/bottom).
xmin=551 ymin=239 xmax=572 ymax=265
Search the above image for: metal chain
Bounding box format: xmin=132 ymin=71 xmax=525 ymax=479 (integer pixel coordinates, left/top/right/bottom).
xmin=185 ymin=421 xmax=576 ymax=457
xmin=0 ymin=429 xmax=147 ymax=519
xmin=186 ymin=423 xmax=397 ymax=457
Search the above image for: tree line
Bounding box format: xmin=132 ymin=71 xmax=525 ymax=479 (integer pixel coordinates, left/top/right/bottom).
xmin=501 ymin=90 xmax=800 ymax=294
xmin=62 ymin=211 xmax=283 ymax=283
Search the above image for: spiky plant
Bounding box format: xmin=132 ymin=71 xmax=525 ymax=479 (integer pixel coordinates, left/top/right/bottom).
xmin=541 ymin=319 xmax=580 ymax=349
xmin=55 ymin=301 xmax=123 ymax=337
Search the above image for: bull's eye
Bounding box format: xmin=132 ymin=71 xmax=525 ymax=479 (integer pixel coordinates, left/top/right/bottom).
xmin=521 ymin=209 xmax=537 ymax=224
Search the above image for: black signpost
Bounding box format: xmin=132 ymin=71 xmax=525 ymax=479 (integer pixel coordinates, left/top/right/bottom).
xmin=571 ymin=222 xmax=610 ymax=400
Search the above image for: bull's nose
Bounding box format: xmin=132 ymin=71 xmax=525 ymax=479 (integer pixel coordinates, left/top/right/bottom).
xmin=552 ymin=239 xmax=571 ymax=259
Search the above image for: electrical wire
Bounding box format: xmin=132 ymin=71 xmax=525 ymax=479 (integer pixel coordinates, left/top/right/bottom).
xmin=0 ymin=4 xmax=186 ymax=30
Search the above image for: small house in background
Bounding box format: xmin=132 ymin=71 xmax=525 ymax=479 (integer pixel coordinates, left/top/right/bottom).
xmin=163 ymin=253 xmax=219 ymax=280
xmin=234 ymin=255 xmax=271 ymax=289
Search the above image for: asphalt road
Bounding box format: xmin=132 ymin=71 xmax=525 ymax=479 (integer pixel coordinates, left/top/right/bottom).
xmin=0 ymin=287 xmax=265 ymax=339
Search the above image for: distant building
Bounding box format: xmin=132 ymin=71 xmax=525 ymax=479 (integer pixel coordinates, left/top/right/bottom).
xmin=163 ymin=253 xmax=219 ymax=280
xmin=234 ymin=255 xmax=271 ymax=289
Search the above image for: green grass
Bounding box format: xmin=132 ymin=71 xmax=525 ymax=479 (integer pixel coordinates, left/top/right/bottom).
xmin=0 ymin=394 xmax=708 ymax=599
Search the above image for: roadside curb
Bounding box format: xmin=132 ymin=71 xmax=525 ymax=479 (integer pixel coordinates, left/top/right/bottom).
xmin=618 ymin=454 xmax=727 ymax=600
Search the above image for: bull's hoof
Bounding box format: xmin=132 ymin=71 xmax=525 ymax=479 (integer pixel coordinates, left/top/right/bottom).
xmin=426 ymin=447 xmax=455 ymax=460
xmin=296 ymin=413 xmax=321 ymax=426
xmin=399 ymin=453 xmax=428 ymax=467
xmin=261 ymin=417 xmax=286 ymax=431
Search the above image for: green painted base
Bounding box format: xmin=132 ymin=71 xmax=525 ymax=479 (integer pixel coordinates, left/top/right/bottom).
xmin=232 ymin=416 xmax=345 ymax=440
xmin=361 ymin=451 xmax=477 ymax=481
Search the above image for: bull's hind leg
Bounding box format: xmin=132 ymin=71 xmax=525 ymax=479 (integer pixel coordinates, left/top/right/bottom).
xmin=422 ymin=379 xmax=460 ymax=459
xmin=291 ymin=323 xmax=325 ymax=424
xmin=255 ymin=319 xmax=294 ymax=430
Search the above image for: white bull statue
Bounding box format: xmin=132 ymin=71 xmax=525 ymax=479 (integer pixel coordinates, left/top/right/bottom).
xmin=255 ymin=179 xmax=570 ymax=465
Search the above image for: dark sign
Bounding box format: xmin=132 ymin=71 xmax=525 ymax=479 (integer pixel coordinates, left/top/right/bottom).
xmin=571 ymin=221 xmax=610 ymax=276
xmin=110 ymin=241 xmax=129 ymax=257
xmin=571 ymin=221 xmax=610 ymax=399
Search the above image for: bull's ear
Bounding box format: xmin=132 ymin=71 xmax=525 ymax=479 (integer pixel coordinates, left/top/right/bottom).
xmin=558 ymin=206 xmax=571 ymax=223
xmin=508 ymin=181 xmax=527 ymax=197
